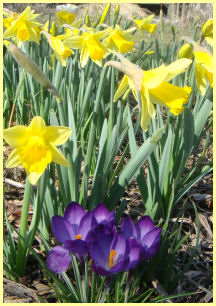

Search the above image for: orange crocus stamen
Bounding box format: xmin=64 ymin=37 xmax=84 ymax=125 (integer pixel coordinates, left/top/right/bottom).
xmin=76 ymin=234 xmax=82 ymax=239
xmin=109 ymin=249 xmax=117 ymax=268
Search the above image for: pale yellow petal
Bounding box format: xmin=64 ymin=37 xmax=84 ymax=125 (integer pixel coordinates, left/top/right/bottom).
xmin=113 ymin=75 xmax=129 ymax=102
xmin=29 ymin=116 xmax=46 ymax=134
xmin=142 ymin=87 xmax=156 ymax=119
xmin=142 ymin=65 xmax=168 ymax=89
xmin=6 ymin=149 xmax=22 ymax=168
xmin=3 ymin=126 xmax=29 ymax=147
xmin=45 ymin=126 xmax=72 ymax=145
xmin=64 ymin=36 xmax=83 ymax=49
xmin=49 ymin=143 xmax=70 ymax=167
xmin=140 ymin=93 xmax=152 ymax=132
xmin=80 ymin=44 xmax=89 ymax=67
xmin=165 ymin=58 xmax=192 ymax=82
xmin=27 ymin=172 xmax=42 ymax=185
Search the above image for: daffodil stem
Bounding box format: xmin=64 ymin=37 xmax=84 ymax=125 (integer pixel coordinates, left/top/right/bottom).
xmin=16 ymin=178 xmax=32 ymax=276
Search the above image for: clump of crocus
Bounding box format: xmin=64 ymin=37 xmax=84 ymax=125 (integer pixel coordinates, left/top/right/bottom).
xmin=47 ymin=202 xmax=161 ymax=275
xmin=3 ymin=116 xmax=71 ymax=185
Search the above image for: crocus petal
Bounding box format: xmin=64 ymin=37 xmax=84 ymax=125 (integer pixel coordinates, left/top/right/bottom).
xmin=48 ymin=143 xmax=70 ymax=167
xmin=64 ymin=202 xmax=86 ymax=226
xmin=3 ymin=126 xmax=30 ymax=147
xmin=149 ymin=82 xmax=191 ymax=115
xmin=47 ymin=246 xmax=71 ymax=273
xmin=136 ymin=216 xmax=155 ymax=241
xmin=125 ymin=237 xmax=141 ymax=270
xmin=79 ymin=211 xmax=97 ymax=239
xmin=52 ymin=216 xmax=76 ymax=243
xmin=93 ymin=203 xmax=114 ymax=224
xmin=121 ymin=217 xmax=137 ymax=239
xmin=91 ymin=263 xmax=110 ymax=276
xmin=6 ymin=149 xmax=22 ymax=168
xmin=141 ymin=228 xmax=162 ymax=259
xmin=111 ymin=234 xmax=126 ymax=257
xmin=113 ymin=75 xmax=129 ymax=102
xmin=45 ymin=126 xmax=71 ymax=145
xmin=64 ymin=239 xmax=88 ymax=258
xmin=89 ymin=241 xmax=109 ymax=268
xmin=110 ymin=257 xmax=130 ymax=273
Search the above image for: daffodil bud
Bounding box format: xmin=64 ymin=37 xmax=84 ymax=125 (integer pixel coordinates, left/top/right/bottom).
xmin=202 ymin=19 xmax=213 ymax=37
xmin=178 ymin=43 xmax=193 ymax=59
xmin=7 ymin=43 xmax=61 ymax=99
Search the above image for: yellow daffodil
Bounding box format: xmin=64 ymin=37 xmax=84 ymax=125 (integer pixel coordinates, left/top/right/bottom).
xmin=134 ymin=15 xmax=157 ymax=35
xmin=193 ymin=51 xmax=213 ymax=95
xmin=3 ymin=116 xmax=71 ymax=185
xmin=3 ymin=9 xmax=18 ymax=29
xmin=103 ymin=25 xmax=135 ymax=53
xmin=3 ymin=6 xmax=42 ymax=44
xmin=202 ymin=19 xmax=213 ymax=46
xmin=56 ymin=10 xmax=76 ymax=26
xmin=63 ymin=28 xmax=110 ymax=67
xmin=178 ymin=43 xmax=213 ymax=95
xmin=42 ymin=31 xmax=73 ymax=66
xmin=106 ymin=55 xmax=192 ymax=131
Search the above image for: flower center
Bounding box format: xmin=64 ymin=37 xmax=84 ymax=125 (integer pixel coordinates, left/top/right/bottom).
xmin=76 ymin=234 xmax=82 ymax=240
xmin=108 ymin=249 xmax=117 ymax=268
xmin=18 ymin=135 xmax=52 ymax=174
xmin=110 ymin=31 xmax=134 ymax=53
xmin=17 ymin=20 xmax=30 ymax=41
xmin=86 ymin=35 xmax=105 ymax=60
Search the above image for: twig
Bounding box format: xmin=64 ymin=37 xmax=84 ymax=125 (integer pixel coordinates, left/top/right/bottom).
xmin=151 ymin=279 xmax=172 ymax=303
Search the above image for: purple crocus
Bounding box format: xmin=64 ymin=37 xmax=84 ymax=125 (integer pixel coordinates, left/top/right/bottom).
xmin=87 ymin=224 xmax=140 ymax=276
xmin=47 ymin=202 xmax=97 ymax=273
xmin=92 ymin=203 xmax=117 ymax=233
xmin=121 ymin=216 xmax=162 ymax=260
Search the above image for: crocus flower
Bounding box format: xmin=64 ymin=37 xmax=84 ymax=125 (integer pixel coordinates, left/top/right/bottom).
xmin=63 ymin=27 xmax=110 ymax=67
xmin=103 ymin=25 xmax=135 ymax=53
xmin=134 ymin=15 xmax=157 ymax=35
xmin=3 ymin=6 xmax=42 ymax=44
xmin=201 ymin=19 xmax=213 ymax=47
xmin=47 ymin=202 xmax=97 ymax=273
xmin=3 ymin=116 xmax=71 ymax=185
xmin=87 ymin=224 xmax=140 ymax=275
xmin=106 ymin=54 xmax=192 ymax=131
xmin=121 ymin=216 xmax=161 ymax=260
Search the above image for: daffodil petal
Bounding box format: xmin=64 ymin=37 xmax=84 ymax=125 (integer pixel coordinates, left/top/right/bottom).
xmin=27 ymin=171 xmax=42 ymax=185
xmin=29 ymin=116 xmax=46 ymax=133
xmin=149 ymin=82 xmax=192 ymax=115
xmin=3 ymin=126 xmax=29 ymax=147
xmin=140 ymin=94 xmax=152 ymax=132
xmin=64 ymin=36 xmax=84 ymax=49
xmin=142 ymin=65 xmax=168 ymax=89
xmin=114 ymin=75 xmax=129 ymax=102
xmin=49 ymin=143 xmax=70 ymax=167
xmin=6 ymin=149 xmax=22 ymax=168
xmin=165 ymin=58 xmax=192 ymax=82
xmin=80 ymin=44 xmax=89 ymax=67
xmin=45 ymin=126 xmax=72 ymax=145
xmin=142 ymin=87 xmax=156 ymax=119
